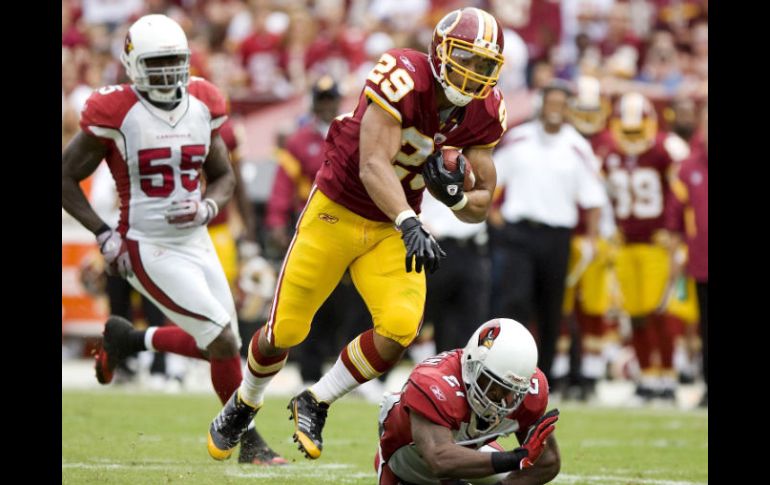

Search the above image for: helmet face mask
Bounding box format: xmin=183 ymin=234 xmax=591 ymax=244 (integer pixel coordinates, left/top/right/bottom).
xmin=430 ymin=8 xmax=505 ymax=107
xmin=121 ymin=15 xmax=191 ymax=105
xmin=461 ymin=319 xmax=537 ymax=426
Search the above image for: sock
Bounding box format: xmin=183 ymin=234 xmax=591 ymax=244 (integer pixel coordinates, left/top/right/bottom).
xmin=210 ymin=355 xmax=243 ymax=404
xmin=149 ymin=326 xmax=205 ymax=359
xmin=241 ymin=327 xmax=288 ymax=408
xmin=632 ymin=322 xmax=653 ymax=370
xmin=310 ymin=329 xmax=394 ymax=404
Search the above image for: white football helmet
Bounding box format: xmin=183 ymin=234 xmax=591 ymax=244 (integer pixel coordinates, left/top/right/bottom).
xmin=461 ymin=318 xmax=538 ymax=426
xmin=120 ymin=14 xmax=191 ymax=104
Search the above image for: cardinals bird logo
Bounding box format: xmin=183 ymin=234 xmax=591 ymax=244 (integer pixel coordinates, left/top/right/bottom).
xmin=477 ymin=321 xmax=501 ymax=349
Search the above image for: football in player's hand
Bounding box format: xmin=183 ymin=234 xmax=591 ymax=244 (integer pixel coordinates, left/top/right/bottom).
xmin=441 ymin=148 xmax=476 ymax=191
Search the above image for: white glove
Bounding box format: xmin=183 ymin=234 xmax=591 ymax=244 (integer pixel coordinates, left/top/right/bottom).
xmin=95 ymin=228 xmax=133 ymax=278
xmin=165 ymin=198 xmax=219 ymax=229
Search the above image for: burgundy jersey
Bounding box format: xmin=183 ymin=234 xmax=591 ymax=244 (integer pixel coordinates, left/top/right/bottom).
xmin=598 ymin=131 xmax=675 ymax=243
xmin=265 ymin=122 xmax=327 ymax=228
xmin=379 ymin=350 xmax=548 ymax=463
xmin=315 ymin=48 xmax=507 ymax=222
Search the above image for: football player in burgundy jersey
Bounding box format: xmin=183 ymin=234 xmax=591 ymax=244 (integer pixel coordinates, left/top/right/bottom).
xmin=377 ymin=318 xmax=560 ymax=485
xmin=597 ymin=92 xmax=691 ymax=401
xmin=61 ymin=14 xmax=283 ymax=465
xmin=208 ymin=7 xmax=509 ymax=461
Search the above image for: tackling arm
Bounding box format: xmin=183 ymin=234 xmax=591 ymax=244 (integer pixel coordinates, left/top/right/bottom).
xmin=410 ymin=412 xmax=501 ymax=479
xmin=202 ymin=134 xmax=236 ymax=211
xmin=453 ymin=146 xmax=496 ymax=223
xmin=62 ymin=132 xmax=111 ymax=234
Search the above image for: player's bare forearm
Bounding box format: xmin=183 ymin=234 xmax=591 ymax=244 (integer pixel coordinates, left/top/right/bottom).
xmin=231 ymin=158 xmax=258 ymax=241
xmin=499 ymin=435 xmax=561 ymax=485
xmin=584 ymin=206 xmax=601 ymax=239
xmin=61 ymin=131 xmax=111 ymax=234
xmin=453 ymin=146 xmax=496 ymax=223
xmin=202 ymin=134 xmax=236 ymax=210
xmin=412 ymin=413 xmax=498 ymax=479
xmin=359 ymin=102 xmax=411 ymax=221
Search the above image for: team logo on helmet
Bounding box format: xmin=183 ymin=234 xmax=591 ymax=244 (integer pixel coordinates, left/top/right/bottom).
xmin=477 ymin=321 xmax=501 ymax=349
xmin=124 ymin=32 xmax=134 ymax=55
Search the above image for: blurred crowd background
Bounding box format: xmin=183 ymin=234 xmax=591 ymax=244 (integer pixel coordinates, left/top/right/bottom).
xmin=62 ymin=0 xmax=708 ymax=407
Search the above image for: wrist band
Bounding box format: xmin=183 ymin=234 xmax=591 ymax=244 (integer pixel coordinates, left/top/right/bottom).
xmin=450 ymin=194 xmax=469 ymax=212
xmin=395 ymin=209 xmax=417 ymax=227
xmin=490 ymin=449 xmax=526 ymax=473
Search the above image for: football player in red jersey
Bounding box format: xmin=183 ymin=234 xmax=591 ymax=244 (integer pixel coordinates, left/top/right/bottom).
xmin=208 ymin=7 xmax=509 ymax=461
xmin=61 ymin=14 xmax=282 ymax=465
xmin=377 ymin=318 xmax=560 ymax=485
xmin=598 ymin=92 xmax=691 ymax=401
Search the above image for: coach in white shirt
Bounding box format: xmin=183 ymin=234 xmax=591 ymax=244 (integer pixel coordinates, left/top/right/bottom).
xmin=420 ymin=191 xmax=490 ymax=354
xmin=493 ymin=80 xmax=609 ymax=383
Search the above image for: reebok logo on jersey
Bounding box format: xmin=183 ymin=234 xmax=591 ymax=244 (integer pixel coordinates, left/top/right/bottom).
xmin=400 ymin=56 xmax=416 ymax=72
xmin=319 ymin=213 xmax=339 ymax=224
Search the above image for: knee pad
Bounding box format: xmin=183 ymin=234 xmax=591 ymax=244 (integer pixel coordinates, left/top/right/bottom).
xmin=271 ymin=317 xmax=312 ymax=349
xmin=374 ymin=307 xmax=422 ymax=348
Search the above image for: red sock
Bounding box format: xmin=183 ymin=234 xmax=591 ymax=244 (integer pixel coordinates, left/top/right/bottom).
xmin=656 ymin=314 xmax=682 ymax=369
xmin=340 ymin=329 xmax=394 ymax=383
xmin=152 ymin=326 xmax=205 ymax=359
xmin=210 ymin=356 xmax=243 ymax=404
xmin=632 ymin=323 xmax=653 ymax=370
xmin=246 ymin=327 xmax=288 ymax=378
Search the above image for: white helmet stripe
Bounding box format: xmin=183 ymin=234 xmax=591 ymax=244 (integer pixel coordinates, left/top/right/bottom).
xmin=474 ymin=7 xmax=485 ymax=43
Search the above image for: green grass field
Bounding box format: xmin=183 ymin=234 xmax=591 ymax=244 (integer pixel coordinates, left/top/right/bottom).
xmin=62 ymin=390 xmax=707 ymax=484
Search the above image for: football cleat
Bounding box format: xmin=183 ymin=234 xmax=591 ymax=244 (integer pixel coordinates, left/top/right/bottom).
xmin=208 ymin=390 xmax=260 ymax=461
xmin=94 ymin=316 xmax=135 ymax=385
xmin=238 ymin=427 xmax=288 ymax=465
xmin=288 ymin=389 xmax=329 ymax=459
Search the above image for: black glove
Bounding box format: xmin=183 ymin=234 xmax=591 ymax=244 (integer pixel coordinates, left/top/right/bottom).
xmin=398 ymin=216 xmax=446 ymax=273
xmin=422 ymin=150 xmax=467 ymax=208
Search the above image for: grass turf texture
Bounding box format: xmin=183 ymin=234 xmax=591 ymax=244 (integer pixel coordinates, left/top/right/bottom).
xmin=63 ymin=391 xmax=707 ymax=484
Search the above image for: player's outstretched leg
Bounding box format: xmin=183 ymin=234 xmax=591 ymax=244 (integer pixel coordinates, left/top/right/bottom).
xmin=94 ymin=316 xmax=136 ymax=384
xmin=238 ymin=426 xmax=288 ymax=465
xmin=288 ymin=389 xmax=329 ymax=459
xmin=208 ymin=389 xmax=260 ymax=460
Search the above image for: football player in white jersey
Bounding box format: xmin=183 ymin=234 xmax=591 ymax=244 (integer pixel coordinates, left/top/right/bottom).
xmin=61 ymin=14 xmax=285 ymax=465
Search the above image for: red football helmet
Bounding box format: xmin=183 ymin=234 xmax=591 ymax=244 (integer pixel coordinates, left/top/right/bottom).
xmin=429 ymin=7 xmax=505 ymax=106
xmin=609 ymin=92 xmax=658 ymax=156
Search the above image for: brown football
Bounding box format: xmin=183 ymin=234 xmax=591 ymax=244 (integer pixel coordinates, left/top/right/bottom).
xmin=441 ymin=148 xmax=476 ymax=191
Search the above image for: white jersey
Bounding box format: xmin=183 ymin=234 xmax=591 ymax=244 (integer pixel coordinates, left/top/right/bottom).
xmin=80 ymin=77 xmax=227 ymax=243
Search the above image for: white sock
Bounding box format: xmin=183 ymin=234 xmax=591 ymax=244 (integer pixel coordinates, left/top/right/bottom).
xmin=239 ymin=365 xmax=273 ymax=409
xmin=144 ymin=327 xmax=158 ymax=351
xmin=309 ymin=357 xmax=361 ymax=404
xmin=581 ymin=354 xmax=606 ymax=380
xmin=551 ymin=353 xmax=570 ymax=379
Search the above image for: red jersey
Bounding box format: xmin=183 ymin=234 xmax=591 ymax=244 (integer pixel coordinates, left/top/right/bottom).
xmin=379 ymin=350 xmax=548 ymax=464
xmin=599 ymin=131 xmax=678 ymax=243
xmin=665 ymin=142 xmax=708 ymax=281
xmin=315 ymin=48 xmax=506 ymax=222
xmin=265 ymin=121 xmax=327 ymax=228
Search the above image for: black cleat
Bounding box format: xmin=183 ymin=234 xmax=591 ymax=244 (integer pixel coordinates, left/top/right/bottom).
xmin=208 ymin=390 xmax=260 ymax=461
xmin=238 ymin=427 xmax=288 ymax=465
xmin=288 ymin=389 xmax=329 ymax=459
xmin=94 ymin=316 xmax=135 ymax=385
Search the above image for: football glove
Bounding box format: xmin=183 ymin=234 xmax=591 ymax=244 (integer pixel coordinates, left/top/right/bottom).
xmin=95 ymin=228 xmax=133 ymax=279
xmin=423 ymin=150 xmax=467 ymax=209
xmin=517 ymin=408 xmax=559 ymax=468
xmin=165 ymin=198 xmax=219 ymax=229
xmin=398 ymin=216 xmax=446 ymax=274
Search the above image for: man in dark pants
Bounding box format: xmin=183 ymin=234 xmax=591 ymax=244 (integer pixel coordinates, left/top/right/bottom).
xmin=421 ymin=190 xmax=491 ymax=353
xmin=491 ymin=81 xmax=608 ymax=383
